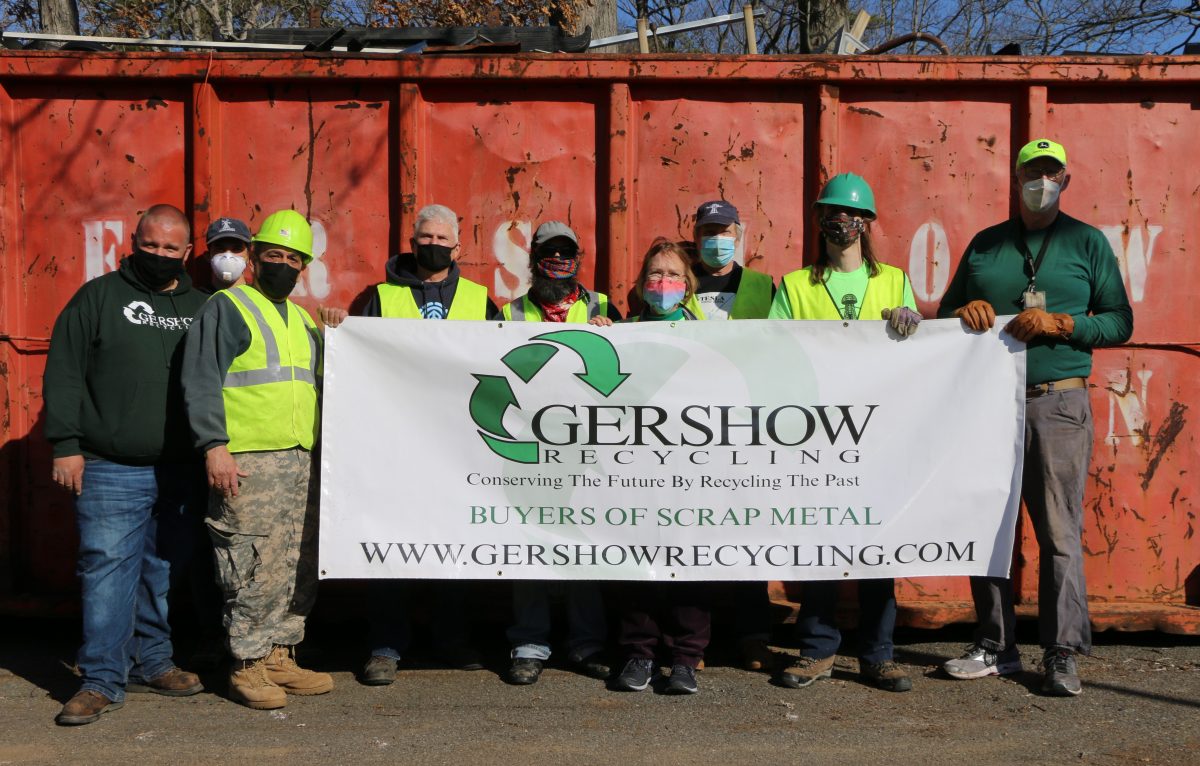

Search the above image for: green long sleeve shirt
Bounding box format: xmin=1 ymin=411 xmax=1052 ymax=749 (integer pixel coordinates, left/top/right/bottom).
xmin=937 ymin=213 xmax=1133 ymax=385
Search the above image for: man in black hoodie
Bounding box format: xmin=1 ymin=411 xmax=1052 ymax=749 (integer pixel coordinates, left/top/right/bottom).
xmin=44 ymin=204 xmax=207 ymax=725
xmin=349 ymin=204 xmax=497 ymax=686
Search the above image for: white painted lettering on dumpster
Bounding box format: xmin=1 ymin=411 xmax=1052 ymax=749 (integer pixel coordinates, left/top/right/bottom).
xmin=908 ymin=221 xmax=951 ymax=304
xmin=293 ymin=219 xmax=330 ymax=300
xmin=1103 ymin=367 xmax=1152 ymax=446
xmin=492 ymin=220 xmax=532 ymax=303
xmin=83 ymin=219 xmax=123 ymax=282
xmin=1101 ymin=224 xmax=1160 ymax=303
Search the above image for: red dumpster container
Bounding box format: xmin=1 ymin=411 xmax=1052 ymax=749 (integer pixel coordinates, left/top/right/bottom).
xmin=0 ymin=52 xmax=1195 ymax=632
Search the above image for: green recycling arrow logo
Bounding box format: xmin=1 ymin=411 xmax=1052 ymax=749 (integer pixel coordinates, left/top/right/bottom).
xmin=468 ymin=329 xmax=630 ymax=464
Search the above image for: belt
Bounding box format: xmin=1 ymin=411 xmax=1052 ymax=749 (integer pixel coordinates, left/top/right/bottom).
xmin=1026 ymin=377 xmax=1087 ymax=398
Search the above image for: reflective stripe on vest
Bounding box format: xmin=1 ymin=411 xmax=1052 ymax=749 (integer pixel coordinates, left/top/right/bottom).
xmin=376 ymin=278 xmax=488 ymax=320
xmin=503 ymin=291 xmax=608 ymax=322
xmin=685 ymin=267 xmax=774 ymax=320
xmin=780 ymin=263 xmax=908 ymax=320
xmin=220 ymin=285 xmax=320 ymax=453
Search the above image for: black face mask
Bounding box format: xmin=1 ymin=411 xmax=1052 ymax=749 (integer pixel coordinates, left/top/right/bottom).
xmin=131 ymin=248 xmax=185 ymax=289
xmin=415 ymin=243 xmax=455 ymax=273
xmin=255 ymin=261 xmax=301 ymax=300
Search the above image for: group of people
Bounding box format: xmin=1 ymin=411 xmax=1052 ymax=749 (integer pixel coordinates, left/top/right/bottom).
xmin=43 ymin=137 xmax=1132 ymax=725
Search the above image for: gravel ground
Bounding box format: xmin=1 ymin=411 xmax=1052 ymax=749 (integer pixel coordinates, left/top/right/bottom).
xmin=2 ymin=617 xmax=1199 ymax=766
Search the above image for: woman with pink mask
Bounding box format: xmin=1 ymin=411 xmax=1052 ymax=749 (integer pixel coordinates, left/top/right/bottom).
xmin=594 ymin=238 xmax=708 ymax=694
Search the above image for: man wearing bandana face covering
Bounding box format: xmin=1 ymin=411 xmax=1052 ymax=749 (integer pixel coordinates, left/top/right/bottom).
xmin=498 ymin=221 xmax=619 ymax=685
xmin=939 ymin=139 xmax=1133 ymax=696
xmin=45 ymin=204 xmax=207 ymax=725
xmin=182 ymin=210 xmax=333 ymax=710
xmin=501 ymin=221 xmax=622 ymax=323
xmin=359 ymin=203 xmax=500 ymax=320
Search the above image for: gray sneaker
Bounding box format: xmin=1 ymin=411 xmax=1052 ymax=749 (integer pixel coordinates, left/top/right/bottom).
xmin=614 ymin=658 xmax=656 ymax=691
xmin=1041 ymin=648 xmax=1082 ymax=697
xmin=361 ymin=655 xmax=397 ymax=686
xmin=943 ymin=643 xmax=1022 ymax=680
xmin=665 ymin=664 xmax=698 ymax=695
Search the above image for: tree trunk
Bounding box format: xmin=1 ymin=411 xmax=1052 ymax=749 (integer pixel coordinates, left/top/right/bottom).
xmin=38 ymin=0 xmax=80 ymax=35
xmin=799 ymin=0 xmax=849 ymax=53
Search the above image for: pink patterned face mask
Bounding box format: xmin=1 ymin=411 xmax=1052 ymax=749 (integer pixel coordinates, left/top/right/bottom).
xmin=643 ymin=277 xmax=686 ymax=313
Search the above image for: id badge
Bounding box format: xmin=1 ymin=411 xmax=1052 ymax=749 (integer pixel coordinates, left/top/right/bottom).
xmin=1023 ymin=290 xmax=1047 ymax=311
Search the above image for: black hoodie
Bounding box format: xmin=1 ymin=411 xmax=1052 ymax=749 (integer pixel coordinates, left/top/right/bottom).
xmin=359 ymin=253 xmax=501 ymax=319
xmin=43 ymin=256 xmax=208 ymax=464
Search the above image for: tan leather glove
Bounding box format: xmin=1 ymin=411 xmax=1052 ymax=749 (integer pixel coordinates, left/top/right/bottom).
xmin=954 ymin=299 xmax=996 ymax=331
xmin=1004 ymin=309 xmax=1074 ymax=342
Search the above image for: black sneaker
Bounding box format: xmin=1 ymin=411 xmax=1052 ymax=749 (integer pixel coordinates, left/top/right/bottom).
xmin=1041 ymin=647 xmax=1082 ymax=697
xmin=665 ymin=663 xmax=698 ymax=695
xmin=506 ymin=658 xmax=543 ymax=685
xmin=613 ymin=658 xmax=656 ymax=691
xmin=571 ymin=651 xmax=611 ymax=680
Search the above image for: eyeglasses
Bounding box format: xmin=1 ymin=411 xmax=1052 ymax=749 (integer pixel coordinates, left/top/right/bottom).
xmin=1018 ymin=163 xmax=1066 ymax=182
xmin=537 ymin=246 xmax=579 ymax=259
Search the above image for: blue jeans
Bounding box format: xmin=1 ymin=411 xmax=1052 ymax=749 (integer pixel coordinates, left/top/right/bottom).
xmin=794 ymin=578 xmax=897 ymax=665
xmin=75 ymin=459 xmax=204 ymax=702
xmin=367 ymin=580 xmax=471 ymax=661
xmin=508 ymin=581 xmax=606 ymax=661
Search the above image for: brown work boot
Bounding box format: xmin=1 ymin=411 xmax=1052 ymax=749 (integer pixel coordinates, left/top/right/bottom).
xmin=56 ymin=689 xmax=123 ymax=726
xmin=229 ymin=657 xmax=287 ymax=710
xmin=128 ymin=667 xmax=204 ymax=697
xmin=739 ymin=637 xmax=776 ymax=673
xmin=264 ymin=645 xmax=334 ymax=695
xmin=777 ymin=654 xmax=835 ymax=689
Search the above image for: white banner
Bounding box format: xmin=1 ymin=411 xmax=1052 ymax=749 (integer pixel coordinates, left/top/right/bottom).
xmin=319 ymin=318 xmax=1026 ymax=581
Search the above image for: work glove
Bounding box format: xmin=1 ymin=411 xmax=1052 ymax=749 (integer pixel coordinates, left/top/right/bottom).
xmin=1004 ymin=308 xmax=1074 ymax=342
xmin=880 ymin=307 xmax=922 ymax=336
xmin=954 ymin=299 xmax=996 ymax=331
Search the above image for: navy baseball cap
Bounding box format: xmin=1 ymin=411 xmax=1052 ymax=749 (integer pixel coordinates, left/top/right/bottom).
xmin=695 ymin=200 xmax=740 ymax=227
xmin=205 ymin=217 xmax=252 ymax=245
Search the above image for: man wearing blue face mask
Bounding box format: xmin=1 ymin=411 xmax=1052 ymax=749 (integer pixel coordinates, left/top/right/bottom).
xmin=683 ymin=200 xmax=774 ymax=321
xmin=681 ymin=200 xmax=777 ymax=674
xmin=939 ymin=138 xmax=1133 ymax=697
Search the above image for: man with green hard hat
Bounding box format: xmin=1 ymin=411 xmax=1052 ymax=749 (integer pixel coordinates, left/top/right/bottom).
xmin=181 ymin=209 xmax=333 ymax=710
xmin=939 ymin=139 xmax=1133 ymax=696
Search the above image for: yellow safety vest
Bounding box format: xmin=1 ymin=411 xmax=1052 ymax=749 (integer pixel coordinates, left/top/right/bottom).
xmin=502 ymin=291 xmax=609 ymax=322
xmin=685 ymin=267 xmax=774 ymax=320
xmin=780 ymin=263 xmax=908 ymax=320
xmin=219 ymin=285 xmax=320 ymax=453
xmin=376 ymin=279 xmax=488 ymax=320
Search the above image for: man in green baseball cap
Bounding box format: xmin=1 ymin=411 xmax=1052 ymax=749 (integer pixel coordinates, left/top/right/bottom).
xmin=939 ymin=139 xmax=1132 ymax=697
xmin=181 ymin=209 xmax=334 ymax=710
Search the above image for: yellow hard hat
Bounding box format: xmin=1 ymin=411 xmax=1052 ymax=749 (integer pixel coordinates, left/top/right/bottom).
xmin=253 ymin=209 xmax=313 ymax=263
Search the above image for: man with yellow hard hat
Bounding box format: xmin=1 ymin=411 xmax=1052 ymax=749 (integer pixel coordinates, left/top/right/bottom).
xmin=181 ymin=209 xmax=332 ymax=710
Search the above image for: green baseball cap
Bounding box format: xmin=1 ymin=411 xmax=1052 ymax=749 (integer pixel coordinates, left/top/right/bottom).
xmin=1016 ymin=139 xmax=1067 ymax=170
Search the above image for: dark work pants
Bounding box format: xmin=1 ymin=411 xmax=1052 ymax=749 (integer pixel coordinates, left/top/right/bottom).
xmin=618 ymin=582 xmax=711 ymax=668
xmin=794 ymin=579 xmax=897 ymax=665
xmin=969 ymin=388 xmax=1094 ymax=654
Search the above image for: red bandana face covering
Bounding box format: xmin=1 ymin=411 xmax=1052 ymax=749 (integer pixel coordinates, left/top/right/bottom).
xmin=540 ymin=284 xmax=582 ymax=322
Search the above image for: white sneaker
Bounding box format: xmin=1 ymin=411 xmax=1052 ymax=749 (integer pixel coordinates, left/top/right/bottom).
xmin=943 ymin=643 xmax=1022 ymax=679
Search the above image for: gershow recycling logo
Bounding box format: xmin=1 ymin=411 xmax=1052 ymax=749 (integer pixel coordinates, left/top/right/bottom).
xmin=469 ymin=330 xmax=629 ymax=464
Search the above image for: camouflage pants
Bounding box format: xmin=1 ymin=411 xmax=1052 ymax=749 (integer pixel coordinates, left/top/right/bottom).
xmin=206 ymin=448 xmax=318 ymax=661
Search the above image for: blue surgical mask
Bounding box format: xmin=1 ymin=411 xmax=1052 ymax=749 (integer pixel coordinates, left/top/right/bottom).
xmin=699 ymin=236 xmax=736 ymax=268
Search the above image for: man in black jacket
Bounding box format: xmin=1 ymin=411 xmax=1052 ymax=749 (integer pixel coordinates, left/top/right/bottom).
xmin=44 ymin=204 xmax=207 ymax=725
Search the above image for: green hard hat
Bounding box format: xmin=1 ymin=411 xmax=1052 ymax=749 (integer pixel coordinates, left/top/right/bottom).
xmin=815 ymin=173 xmax=877 ymax=219
xmin=253 ymin=209 xmax=313 ymax=263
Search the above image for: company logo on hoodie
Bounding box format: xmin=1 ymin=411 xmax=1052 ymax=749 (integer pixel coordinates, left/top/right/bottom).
xmin=123 ymin=300 xmax=192 ymax=331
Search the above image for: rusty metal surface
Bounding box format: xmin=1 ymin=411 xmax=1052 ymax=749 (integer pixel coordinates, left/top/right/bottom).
xmin=0 ymin=52 xmax=1195 ymax=633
